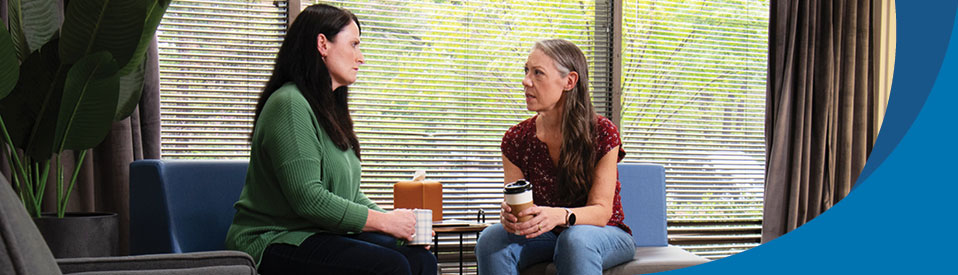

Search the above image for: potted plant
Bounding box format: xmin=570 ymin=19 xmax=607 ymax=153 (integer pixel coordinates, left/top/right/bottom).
xmin=0 ymin=0 xmax=170 ymax=258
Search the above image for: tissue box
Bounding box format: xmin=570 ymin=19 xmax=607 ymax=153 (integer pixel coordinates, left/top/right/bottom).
xmin=393 ymin=180 xmax=443 ymax=221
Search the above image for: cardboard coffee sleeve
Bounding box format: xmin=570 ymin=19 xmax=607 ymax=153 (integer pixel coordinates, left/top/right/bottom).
xmin=504 ymin=179 xmax=534 ymax=222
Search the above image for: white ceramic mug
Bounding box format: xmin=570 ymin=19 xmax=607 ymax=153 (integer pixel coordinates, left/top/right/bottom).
xmin=410 ymin=209 xmax=432 ymax=245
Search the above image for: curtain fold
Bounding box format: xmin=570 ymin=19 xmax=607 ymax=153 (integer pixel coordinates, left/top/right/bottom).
xmin=1 ymin=0 xmax=162 ymax=254
xmin=763 ymin=0 xmax=877 ymax=243
xmin=1 ymin=0 xmax=7 ymax=26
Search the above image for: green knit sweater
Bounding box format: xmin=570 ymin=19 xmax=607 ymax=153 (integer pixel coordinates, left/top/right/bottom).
xmin=225 ymin=83 xmax=383 ymax=265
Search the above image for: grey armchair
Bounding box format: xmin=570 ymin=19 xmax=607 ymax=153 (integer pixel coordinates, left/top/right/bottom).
xmin=0 ymin=176 xmax=256 ymax=275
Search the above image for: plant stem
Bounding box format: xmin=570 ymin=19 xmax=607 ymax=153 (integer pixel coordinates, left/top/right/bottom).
xmin=59 ymin=150 xmax=88 ymax=217
xmin=36 ymin=160 xmax=50 ymax=215
xmin=22 ymin=159 xmax=39 ymax=217
xmin=25 ymin=157 xmax=32 ymax=187
xmin=32 ymin=161 xmax=42 ymax=215
xmin=3 ymin=148 xmax=33 ymax=215
xmin=0 ymin=116 xmax=30 ymax=190
xmin=34 ymin=160 xmax=40 ymax=188
xmin=56 ymin=154 xmax=63 ymax=217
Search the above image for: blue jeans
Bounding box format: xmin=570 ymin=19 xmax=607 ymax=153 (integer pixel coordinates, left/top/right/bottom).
xmin=475 ymin=224 xmax=635 ymax=275
xmin=258 ymin=232 xmax=437 ymax=275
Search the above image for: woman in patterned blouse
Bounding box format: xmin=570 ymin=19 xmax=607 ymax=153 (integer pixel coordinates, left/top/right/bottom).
xmin=475 ymin=39 xmax=635 ymax=275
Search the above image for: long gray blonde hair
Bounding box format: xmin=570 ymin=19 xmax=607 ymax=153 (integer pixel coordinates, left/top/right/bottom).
xmin=534 ymin=39 xmax=596 ymax=206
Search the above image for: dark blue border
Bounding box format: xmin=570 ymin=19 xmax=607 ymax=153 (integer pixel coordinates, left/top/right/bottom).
xmin=666 ymin=2 xmax=958 ymax=274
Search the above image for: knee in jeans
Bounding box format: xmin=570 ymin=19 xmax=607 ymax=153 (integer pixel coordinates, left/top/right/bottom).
xmin=475 ymin=224 xmax=508 ymax=256
xmin=556 ymin=226 xmax=600 ymax=253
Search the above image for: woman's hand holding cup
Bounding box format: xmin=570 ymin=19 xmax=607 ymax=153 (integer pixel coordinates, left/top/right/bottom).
xmin=513 ymin=205 xmax=563 ymax=239
xmin=383 ymin=209 xmax=416 ymax=242
xmin=500 ymin=201 xmax=520 ymax=234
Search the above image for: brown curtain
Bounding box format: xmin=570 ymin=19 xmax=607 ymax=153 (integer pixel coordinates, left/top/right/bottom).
xmin=1 ymin=0 xmax=162 ymax=254
xmin=1 ymin=0 xmax=6 ymax=27
xmin=763 ymin=0 xmax=879 ymax=243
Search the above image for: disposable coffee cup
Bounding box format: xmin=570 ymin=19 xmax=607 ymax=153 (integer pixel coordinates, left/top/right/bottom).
xmin=504 ymin=179 xmax=534 ymax=222
xmin=410 ymin=209 xmax=432 ymax=245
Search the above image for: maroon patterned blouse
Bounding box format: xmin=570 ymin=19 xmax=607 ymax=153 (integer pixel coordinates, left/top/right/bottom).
xmin=501 ymin=114 xmax=630 ymax=234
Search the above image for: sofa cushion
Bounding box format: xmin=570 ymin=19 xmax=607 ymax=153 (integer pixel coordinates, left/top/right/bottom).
xmin=520 ymin=246 xmax=709 ymax=275
xmin=618 ymin=164 xmax=668 ymax=246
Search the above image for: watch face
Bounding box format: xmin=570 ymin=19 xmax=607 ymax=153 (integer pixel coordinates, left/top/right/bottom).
xmin=569 ymin=212 xmax=576 ymax=226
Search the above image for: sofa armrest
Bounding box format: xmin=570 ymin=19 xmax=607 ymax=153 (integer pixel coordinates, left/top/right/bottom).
xmin=57 ymin=251 xmax=255 ymax=275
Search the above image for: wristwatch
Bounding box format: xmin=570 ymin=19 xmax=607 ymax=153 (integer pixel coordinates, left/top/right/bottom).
xmin=564 ymin=208 xmax=576 ymax=226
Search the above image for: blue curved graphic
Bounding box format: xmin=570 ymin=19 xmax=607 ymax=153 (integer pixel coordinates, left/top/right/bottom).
xmin=665 ymin=2 xmax=958 ymax=274
xmin=857 ymin=1 xmax=958 ymax=186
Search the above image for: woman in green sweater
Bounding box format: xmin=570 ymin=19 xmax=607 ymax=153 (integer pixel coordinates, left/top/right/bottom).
xmin=225 ymin=4 xmax=436 ymax=275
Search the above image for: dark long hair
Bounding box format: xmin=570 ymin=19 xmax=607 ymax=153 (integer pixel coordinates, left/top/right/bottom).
xmin=535 ymin=39 xmax=596 ymax=205
xmin=252 ymin=4 xmax=361 ymax=158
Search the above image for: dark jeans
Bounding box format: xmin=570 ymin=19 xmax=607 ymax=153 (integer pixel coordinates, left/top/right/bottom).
xmin=258 ymin=232 xmax=437 ymax=275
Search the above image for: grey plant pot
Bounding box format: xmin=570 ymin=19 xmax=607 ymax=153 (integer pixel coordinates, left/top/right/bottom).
xmin=33 ymin=212 xmax=119 ymax=258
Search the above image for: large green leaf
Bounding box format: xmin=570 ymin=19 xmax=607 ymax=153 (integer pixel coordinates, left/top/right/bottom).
xmin=6 ymin=0 xmax=59 ymax=61
xmin=0 ymin=40 xmax=63 ymax=159
xmin=59 ymin=0 xmax=148 ymax=66
xmin=114 ymin=0 xmax=172 ymax=121
xmin=0 ymin=28 xmax=19 ymax=100
xmin=116 ymin=60 xmax=145 ymax=121
xmin=54 ymin=51 xmax=119 ymax=152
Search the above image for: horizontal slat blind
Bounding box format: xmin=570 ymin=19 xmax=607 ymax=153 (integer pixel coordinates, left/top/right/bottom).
xmin=317 ymin=1 xmax=609 ymax=273
xmin=312 ymin=0 xmax=611 ymax=224
xmin=157 ymin=0 xmax=287 ymax=158
xmin=157 ymin=0 xmax=772 ymax=269
xmin=620 ymin=0 xmax=768 ymax=259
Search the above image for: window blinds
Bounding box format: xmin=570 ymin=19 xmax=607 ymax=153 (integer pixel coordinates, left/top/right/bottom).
xmin=157 ymin=0 xmax=287 ymax=158
xmin=318 ymin=1 xmax=610 ymax=272
xmin=619 ymin=0 xmax=769 ymax=259
xmin=156 ymin=0 xmax=768 ymax=266
xmin=317 ymin=0 xmax=611 ymax=224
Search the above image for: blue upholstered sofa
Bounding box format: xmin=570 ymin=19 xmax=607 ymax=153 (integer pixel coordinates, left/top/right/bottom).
xmin=130 ymin=159 xmax=249 ymax=254
xmin=129 ymin=160 xmax=708 ymax=274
